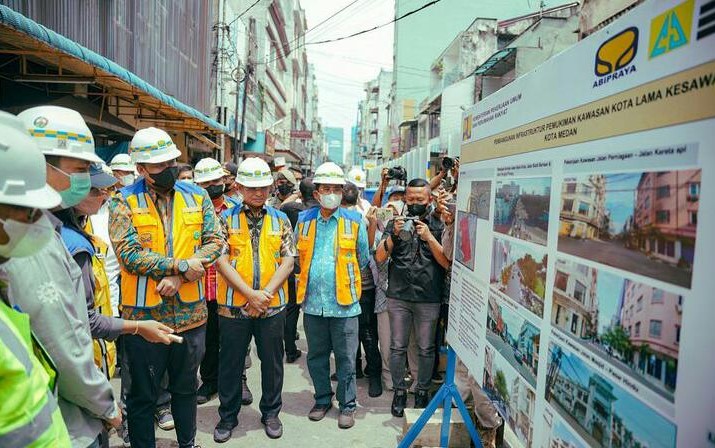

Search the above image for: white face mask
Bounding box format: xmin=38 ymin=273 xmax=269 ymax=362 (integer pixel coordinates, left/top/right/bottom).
xmin=0 ymin=213 xmax=54 ymax=258
xmin=319 ymin=193 xmax=342 ymax=210
xmin=120 ymin=174 xmax=135 ymax=186
xmin=387 ymin=200 xmax=405 ymax=216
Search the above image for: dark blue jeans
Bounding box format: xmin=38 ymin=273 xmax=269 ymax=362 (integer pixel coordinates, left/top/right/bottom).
xmin=124 ymin=324 xmax=206 ymax=448
xmin=304 ymin=314 xmax=359 ymax=411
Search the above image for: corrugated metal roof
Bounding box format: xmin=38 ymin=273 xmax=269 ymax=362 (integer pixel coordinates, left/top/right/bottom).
xmin=0 ymin=4 xmax=229 ymax=134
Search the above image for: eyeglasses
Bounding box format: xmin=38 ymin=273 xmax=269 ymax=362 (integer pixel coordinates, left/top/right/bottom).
xmin=6 ymin=206 xmax=42 ymax=222
xmin=317 ymin=185 xmax=343 ymax=194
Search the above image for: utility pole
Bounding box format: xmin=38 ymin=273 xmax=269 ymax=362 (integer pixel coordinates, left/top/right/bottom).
xmin=236 ymin=62 xmax=251 ymax=163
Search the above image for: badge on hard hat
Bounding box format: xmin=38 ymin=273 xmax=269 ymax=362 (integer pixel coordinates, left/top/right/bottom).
xmin=33 ymin=116 xmax=48 ymax=128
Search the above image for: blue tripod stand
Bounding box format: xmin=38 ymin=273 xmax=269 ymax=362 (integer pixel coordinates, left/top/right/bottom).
xmin=397 ymin=346 xmax=483 ymax=448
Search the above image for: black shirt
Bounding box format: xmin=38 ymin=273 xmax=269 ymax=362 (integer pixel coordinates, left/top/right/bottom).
xmin=382 ymin=212 xmax=445 ymax=303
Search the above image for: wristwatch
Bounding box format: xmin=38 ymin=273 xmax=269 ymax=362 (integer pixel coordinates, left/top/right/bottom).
xmin=177 ymin=259 xmax=189 ymax=275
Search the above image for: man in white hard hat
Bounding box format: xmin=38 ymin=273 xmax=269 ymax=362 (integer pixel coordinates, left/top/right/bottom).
xmin=213 ymin=157 xmax=295 ymax=442
xmin=0 ymin=111 xmax=72 ymax=446
xmin=2 ymin=105 xmax=122 ymax=447
xmin=110 ymin=153 xmax=137 ymax=187
xmin=109 ymin=127 xmax=225 ymax=448
xmin=295 ymin=162 xmax=370 ymax=429
xmin=192 ymin=157 xmax=246 ymax=406
xmin=346 ymin=166 xmax=371 ymax=214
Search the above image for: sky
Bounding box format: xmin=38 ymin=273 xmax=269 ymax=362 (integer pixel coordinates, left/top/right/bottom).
xmin=300 ymin=0 xmax=543 ymax=163
xmin=498 ymin=177 xmax=552 ymax=196
xmin=552 ymin=419 xmax=587 ymax=448
xmin=554 ymin=344 xmax=677 ymax=447
xmin=603 ymin=173 xmax=641 ymax=233
xmin=595 ymin=267 xmax=625 ymax=334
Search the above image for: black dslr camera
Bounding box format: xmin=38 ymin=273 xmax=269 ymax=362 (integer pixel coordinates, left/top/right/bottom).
xmin=387 ymin=166 xmax=407 ymax=181
xmin=442 ymin=156 xmax=455 ymax=170
xmin=398 ymin=216 xmax=420 ymax=241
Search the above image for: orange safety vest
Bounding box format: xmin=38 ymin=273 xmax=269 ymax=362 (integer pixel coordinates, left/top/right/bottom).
xmin=217 ymin=206 xmax=289 ymax=309
xmin=119 ymin=179 xmax=205 ymax=308
xmin=295 ymin=207 xmax=362 ymax=306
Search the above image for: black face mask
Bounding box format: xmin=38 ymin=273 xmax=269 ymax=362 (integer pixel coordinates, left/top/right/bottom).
xmin=206 ymin=184 xmax=225 ymax=199
xmin=149 ymin=166 xmax=178 ymax=191
xmin=407 ymin=203 xmax=428 ymax=217
xmin=277 ymin=183 xmax=294 ymax=196
xmin=343 ymin=190 xmax=359 ymax=206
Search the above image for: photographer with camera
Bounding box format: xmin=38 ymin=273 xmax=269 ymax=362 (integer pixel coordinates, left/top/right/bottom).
xmin=430 ymin=156 xmax=460 ymax=193
xmin=372 ymin=166 xmax=407 ymax=207
xmin=374 ymin=178 xmax=450 ymax=417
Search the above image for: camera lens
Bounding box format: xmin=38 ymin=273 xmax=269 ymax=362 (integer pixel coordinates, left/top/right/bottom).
xmin=442 ymin=157 xmax=454 ymax=170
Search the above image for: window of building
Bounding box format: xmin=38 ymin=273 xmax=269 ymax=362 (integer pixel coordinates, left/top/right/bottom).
xmin=577 ymin=202 xmax=590 ymax=216
xmin=555 ymin=271 xmax=568 ymax=291
xmin=675 ymin=325 xmax=680 ymax=344
xmin=637 ymin=296 xmax=643 ymax=311
xmin=657 ymin=239 xmax=675 ymax=257
xmin=562 ymin=199 xmax=574 ymax=213
xmin=635 ymin=321 xmax=641 ymax=336
xmin=656 ymin=210 xmax=670 ymax=223
xmin=571 ymin=314 xmax=579 ymax=334
xmin=690 ymin=211 xmax=697 ymax=225
xmin=689 ymin=182 xmax=700 ymax=198
xmin=581 ymin=185 xmax=592 ymax=195
xmin=656 ymin=185 xmax=670 ymax=198
xmin=576 ymin=264 xmax=589 ymax=276
xmin=565 ymin=183 xmax=576 ymax=194
xmin=652 ymin=288 xmax=664 ymax=304
xmin=649 ymin=320 xmax=662 ymax=338
xmin=573 ymin=281 xmax=587 ymax=303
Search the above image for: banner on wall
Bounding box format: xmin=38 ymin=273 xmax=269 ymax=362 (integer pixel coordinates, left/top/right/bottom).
xmin=448 ymin=1 xmax=714 ymax=447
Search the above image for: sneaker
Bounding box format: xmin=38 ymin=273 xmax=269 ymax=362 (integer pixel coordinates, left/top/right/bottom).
xmin=415 ymin=389 xmax=430 ymax=409
xmin=261 ymin=416 xmax=283 ymax=439
xmin=391 ymin=390 xmax=407 ymax=417
xmin=241 ymin=374 xmax=253 ymax=405
xmin=197 ymin=382 xmax=217 ymax=405
xmin=155 ymin=407 xmax=174 ymax=431
xmin=286 ymin=350 xmax=302 ymax=363
xmin=338 ymin=409 xmax=355 ymax=429
xmin=308 ymin=403 xmax=333 ymax=421
xmin=368 ymin=375 xmax=383 ymax=398
xmin=213 ymin=423 xmax=235 ymax=444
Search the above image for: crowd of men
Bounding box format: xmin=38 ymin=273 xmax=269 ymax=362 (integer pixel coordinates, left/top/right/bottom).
xmin=0 ymin=105 xmax=502 ymax=448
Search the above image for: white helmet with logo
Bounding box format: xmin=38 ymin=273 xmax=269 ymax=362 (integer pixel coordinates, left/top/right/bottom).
xmin=194 ymin=157 xmax=225 ymax=184
xmin=346 ymin=166 xmax=367 ymax=188
xmin=17 ymin=105 xmax=102 ymax=163
xmin=109 ymin=153 xmax=135 ymax=172
xmin=0 ymin=111 xmax=61 ymax=209
xmin=313 ymin=162 xmax=346 ymax=185
xmin=237 ymin=157 xmax=273 ymax=187
xmin=129 ymin=127 xmax=182 ymax=164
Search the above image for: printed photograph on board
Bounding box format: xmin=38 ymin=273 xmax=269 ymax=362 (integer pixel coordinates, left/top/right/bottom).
xmin=483 ymin=345 xmax=536 ymax=448
xmin=455 ymin=211 xmax=478 ymax=270
xmin=469 ymin=180 xmax=492 ymax=219
xmin=552 ymin=258 xmax=681 ymax=401
xmin=558 ymin=170 xmax=701 ymax=288
xmin=539 ymin=407 xmax=588 ymax=448
xmin=486 ymin=292 xmax=540 ymax=387
xmin=545 ymin=343 xmax=677 ymax=448
xmin=494 ymin=177 xmax=551 ymax=245
xmin=490 ymin=237 xmax=548 ymax=318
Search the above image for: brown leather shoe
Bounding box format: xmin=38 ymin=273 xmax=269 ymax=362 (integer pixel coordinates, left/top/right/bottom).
xmin=308 ymin=403 xmax=332 ymax=421
xmin=338 ymin=410 xmax=355 ymax=429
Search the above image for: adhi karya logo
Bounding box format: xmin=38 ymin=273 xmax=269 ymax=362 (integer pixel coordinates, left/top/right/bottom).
xmin=593 ymin=27 xmax=639 ymax=88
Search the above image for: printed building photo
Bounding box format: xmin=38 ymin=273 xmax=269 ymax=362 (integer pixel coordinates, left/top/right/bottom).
xmin=487 ymin=293 xmax=540 ymax=387
xmin=494 ymin=177 xmax=551 ymax=245
xmin=551 ymin=258 xmax=681 ymax=401
xmin=545 ymin=343 xmax=676 ymax=448
xmin=469 ymin=180 xmax=493 ymax=220
xmin=558 ymin=170 xmax=701 ymax=288
xmin=490 ymin=237 xmax=548 ymax=318
xmin=483 ymin=345 xmax=536 ymax=448
xmin=455 ymin=211 xmax=477 ymax=270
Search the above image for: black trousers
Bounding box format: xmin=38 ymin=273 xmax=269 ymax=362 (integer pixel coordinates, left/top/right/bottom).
xmin=284 ymin=275 xmax=300 ymax=357
xmin=199 ymin=300 xmax=220 ymax=387
xmin=217 ymin=311 xmax=285 ymax=428
xmin=357 ymin=288 xmax=381 ymax=377
xmin=124 ymin=324 xmax=206 ymax=448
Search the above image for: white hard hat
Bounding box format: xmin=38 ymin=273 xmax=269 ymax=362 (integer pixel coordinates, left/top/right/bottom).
xmin=313 ymin=162 xmax=346 ymax=185
xmin=129 ymin=127 xmax=182 ymax=164
xmin=194 ymin=157 xmax=225 ymax=184
xmin=0 ymin=111 xmax=61 ymax=209
xmin=347 ymin=166 xmax=367 ymax=188
xmin=237 ymin=157 xmax=273 ymax=187
xmin=110 ymin=153 xmax=135 ymax=172
xmin=17 ymin=105 xmax=102 ymax=163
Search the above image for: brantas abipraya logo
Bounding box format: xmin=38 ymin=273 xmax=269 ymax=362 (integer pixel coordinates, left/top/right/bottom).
xmin=593 ymin=27 xmax=639 ymax=88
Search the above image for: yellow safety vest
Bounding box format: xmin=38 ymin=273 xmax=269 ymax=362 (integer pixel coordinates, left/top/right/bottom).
xmin=295 ymin=207 xmax=362 ymax=306
xmin=217 ymin=206 xmax=289 ymax=309
xmin=84 ymin=220 xmax=117 ymax=379
xmin=119 ymin=180 xmax=206 ymax=308
xmin=0 ymin=300 xmax=71 ymax=447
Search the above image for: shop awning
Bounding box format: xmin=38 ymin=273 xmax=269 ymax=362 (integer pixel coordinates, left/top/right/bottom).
xmin=0 ymin=5 xmax=229 ymax=134
xmin=473 ymin=47 xmax=516 ymax=77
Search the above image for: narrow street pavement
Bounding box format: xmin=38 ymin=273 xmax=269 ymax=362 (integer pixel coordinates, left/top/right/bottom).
xmin=486 ymin=332 xmax=537 ymax=388
xmin=109 ymin=317 xmax=402 ymax=448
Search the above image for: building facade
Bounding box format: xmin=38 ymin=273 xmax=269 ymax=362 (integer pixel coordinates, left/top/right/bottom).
xmin=356 ymin=69 xmax=392 ymax=162
xmin=560 ymin=175 xmax=607 ymax=240
xmin=552 ymin=259 xmax=599 ymax=339
xmin=324 ymin=126 xmax=344 ymax=166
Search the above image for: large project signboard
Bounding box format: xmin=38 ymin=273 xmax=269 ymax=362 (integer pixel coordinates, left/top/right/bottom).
xmin=447 ymin=1 xmax=714 ymax=447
